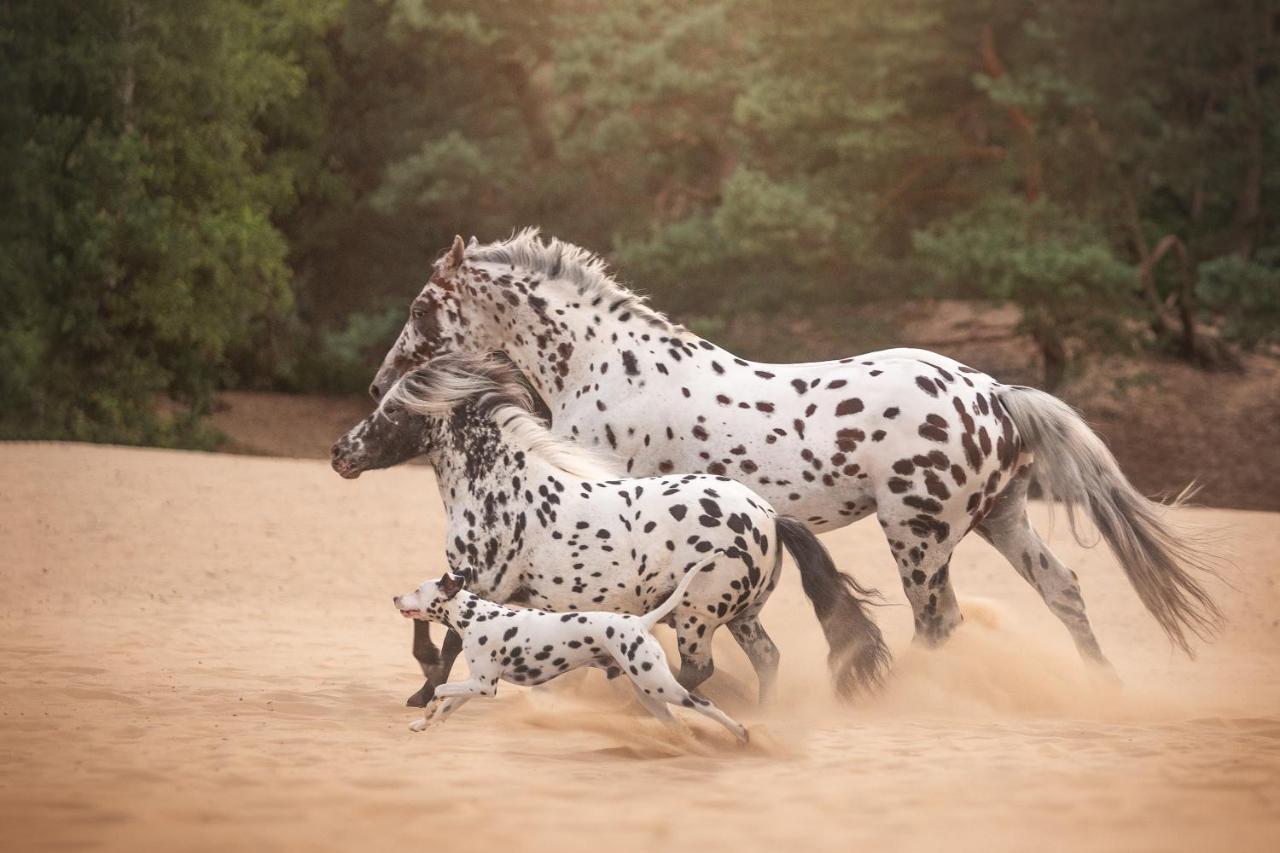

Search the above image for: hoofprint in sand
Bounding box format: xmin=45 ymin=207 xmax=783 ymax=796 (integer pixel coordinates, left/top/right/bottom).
xmin=2 ymin=442 xmax=1278 ymax=853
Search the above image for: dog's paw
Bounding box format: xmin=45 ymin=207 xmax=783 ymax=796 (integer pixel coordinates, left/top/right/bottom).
xmin=408 ymin=718 xmax=430 ymax=733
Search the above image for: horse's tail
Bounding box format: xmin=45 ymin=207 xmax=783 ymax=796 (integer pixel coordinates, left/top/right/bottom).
xmin=640 ymin=551 xmax=720 ymax=630
xmin=996 ymin=385 xmax=1223 ymax=655
xmin=776 ymin=516 xmax=891 ymax=699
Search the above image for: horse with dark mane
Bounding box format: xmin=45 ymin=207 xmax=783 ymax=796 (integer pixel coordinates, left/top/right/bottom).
xmin=334 ymin=351 xmax=889 ymax=707
xmin=366 ymin=229 xmax=1222 ymax=690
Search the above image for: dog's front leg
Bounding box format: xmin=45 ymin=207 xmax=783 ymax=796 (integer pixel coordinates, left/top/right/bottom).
xmin=408 ymin=695 xmax=470 ymax=732
xmin=408 ymin=675 xmax=497 ymax=733
xmin=432 ymin=677 xmax=497 ymax=700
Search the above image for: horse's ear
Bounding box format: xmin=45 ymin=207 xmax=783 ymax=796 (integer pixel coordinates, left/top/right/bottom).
xmin=444 ymin=235 xmax=466 ymax=274
xmin=467 ymin=235 xmax=479 ymax=249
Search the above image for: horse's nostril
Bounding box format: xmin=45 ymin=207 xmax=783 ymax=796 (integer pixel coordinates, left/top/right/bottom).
xmin=369 ymin=383 xmax=382 ymax=401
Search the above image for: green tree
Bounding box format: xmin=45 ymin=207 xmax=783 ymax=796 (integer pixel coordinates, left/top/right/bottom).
xmin=1 ymin=0 xmax=320 ymax=442
xmin=965 ymin=0 xmax=1279 ymax=367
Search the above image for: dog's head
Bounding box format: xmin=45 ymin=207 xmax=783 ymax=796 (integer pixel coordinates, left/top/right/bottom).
xmin=393 ymin=572 xmax=468 ymax=622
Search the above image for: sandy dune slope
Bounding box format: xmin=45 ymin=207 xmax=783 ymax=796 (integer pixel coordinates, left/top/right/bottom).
xmin=1 ymin=443 xmax=1278 ymax=852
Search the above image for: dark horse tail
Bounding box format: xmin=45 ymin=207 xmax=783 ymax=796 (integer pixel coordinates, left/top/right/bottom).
xmin=776 ymin=516 xmax=891 ymax=699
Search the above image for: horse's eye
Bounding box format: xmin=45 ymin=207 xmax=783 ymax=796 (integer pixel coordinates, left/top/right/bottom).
xmin=411 ymin=308 xmax=425 ymax=319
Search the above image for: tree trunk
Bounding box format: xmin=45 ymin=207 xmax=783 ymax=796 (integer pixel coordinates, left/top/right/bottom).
xmin=1027 ymin=312 xmax=1067 ymax=391
xmin=1229 ymin=7 xmax=1263 ymax=258
xmin=1140 ymin=234 xmax=1241 ymax=370
xmin=979 ymin=24 xmax=1043 ymax=202
xmin=503 ymin=60 xmax=557 ymax=162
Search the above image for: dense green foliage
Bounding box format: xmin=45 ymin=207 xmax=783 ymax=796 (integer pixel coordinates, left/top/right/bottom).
xmin=3 ymin=1 xmax=1278 ymax=441
xmin=1 ymin=0 xmax=333 ymax=441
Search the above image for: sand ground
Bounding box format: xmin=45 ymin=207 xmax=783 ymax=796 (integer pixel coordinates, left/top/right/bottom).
xmin=1 ymin=443 xmax=1278 ymax=852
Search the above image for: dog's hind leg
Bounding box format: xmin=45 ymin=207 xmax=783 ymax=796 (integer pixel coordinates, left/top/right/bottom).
xmin=727 ymin=615 xmax=780 ymax=705
xmin=676 ymin=689 xmax=749 ymax=744
xmin=628 ymin=682 xmax=675 ymax=722
xmin=590 ymin=656 xmax=624 ymax=679
xmin=620 ymin=640 xmax=748 ymax=744
xmin=650 ymin=668 xmax=748 ymax=744
xmin=407 ymin=628 xmax=463 ymax=708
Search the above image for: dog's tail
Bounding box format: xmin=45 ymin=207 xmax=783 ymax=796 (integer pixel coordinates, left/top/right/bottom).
xmin=997 ymin=384 xmax=1223 ymax=655
xmin=776 ymin=516 xmax=891 ymax=700
xmin=640 ymin=552 xmax=721 ymax=630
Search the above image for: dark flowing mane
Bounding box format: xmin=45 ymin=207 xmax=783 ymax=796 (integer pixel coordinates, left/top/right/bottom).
xmin=384 ymin=351 xmax=621 ymax=481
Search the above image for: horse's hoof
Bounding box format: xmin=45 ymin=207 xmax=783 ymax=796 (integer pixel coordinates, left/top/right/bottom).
xmin=1089 ymin=658 xmax=1124 ymax=688
xmin=406 ymin=685 xmax=432 ymax=708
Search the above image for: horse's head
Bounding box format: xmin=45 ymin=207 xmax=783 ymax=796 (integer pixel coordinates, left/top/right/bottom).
xmin=337 ymin=351 xmax=530 ymax=479
xmin=330 ymin=393 xmax=429 ymax=479
xmin=369 ymin=235 xmax=473 ymax=401
xmin=370 ymin=229 xmax=669 ymax=403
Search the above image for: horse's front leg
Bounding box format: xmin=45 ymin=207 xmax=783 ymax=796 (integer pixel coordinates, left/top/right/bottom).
xmin=406 ymin=620 xmax=439 ymax=707
xmin=406 ymin=626 xmax=463 ymax=708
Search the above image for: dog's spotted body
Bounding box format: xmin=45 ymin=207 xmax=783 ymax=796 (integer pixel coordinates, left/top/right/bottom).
xmin=367 ymin=230 xmax=1223 ymax=671
xmin=335 ymin=353 xmax=888 ymax=707
xmin=394 ymin=566 xmax=749 ymax=742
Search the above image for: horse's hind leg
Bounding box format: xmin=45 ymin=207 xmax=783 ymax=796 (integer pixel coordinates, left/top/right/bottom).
xmin=407 ymin=627 xmax=463 ymax=708
xmin=976 ymin=470 xmax=1112 ymax=669
xmin=727 ymin=615 xmax=780 ymax=705
xmin=674 ymin=611 xmax=716 ymax=693
xmin=896 ymin=543 xmax=962 ymax=647
xmin=878 ymin=498 xmax=964 ymax=646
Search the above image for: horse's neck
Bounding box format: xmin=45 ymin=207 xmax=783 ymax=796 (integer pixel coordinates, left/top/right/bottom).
xmin=430 ymin=419 xmax=519 ymax=506
xmin=430 ymin=415 xmax=564 ymax=526
xmin=466 ymin=267 xmax=746 ymax=407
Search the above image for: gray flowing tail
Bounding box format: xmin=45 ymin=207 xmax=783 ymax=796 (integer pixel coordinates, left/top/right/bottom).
xmin=641 ymin=551 xmax=721 ymax=630
xmin=776 ymin=516 xmax=891 ymax=699
xmin=997 ymin=385 xmax=1223 ymax=655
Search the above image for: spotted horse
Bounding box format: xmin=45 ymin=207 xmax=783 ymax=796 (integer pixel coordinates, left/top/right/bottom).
xmin=368 ymin=229 xmax=1224 ymax=681
xmin=334 ymin=351 xmax=889 ymax=707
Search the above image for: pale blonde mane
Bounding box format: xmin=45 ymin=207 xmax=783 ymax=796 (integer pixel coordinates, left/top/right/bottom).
xmin=386 ymin=351 xmax=621 ymax=481
xmin=469 ymin=228 xmax=683 ymax=334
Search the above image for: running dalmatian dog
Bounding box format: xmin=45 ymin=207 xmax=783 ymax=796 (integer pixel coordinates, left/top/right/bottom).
xmin=393 ymin=559 xmax=749 ymax=743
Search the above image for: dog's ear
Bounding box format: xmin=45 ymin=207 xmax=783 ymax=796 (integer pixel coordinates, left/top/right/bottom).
xmin=438 ymin=572 xmax=465 ymax=600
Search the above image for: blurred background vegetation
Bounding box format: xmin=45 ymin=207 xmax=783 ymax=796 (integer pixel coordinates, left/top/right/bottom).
xmin=3 ymin=0 xmax=1279 ymax=448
